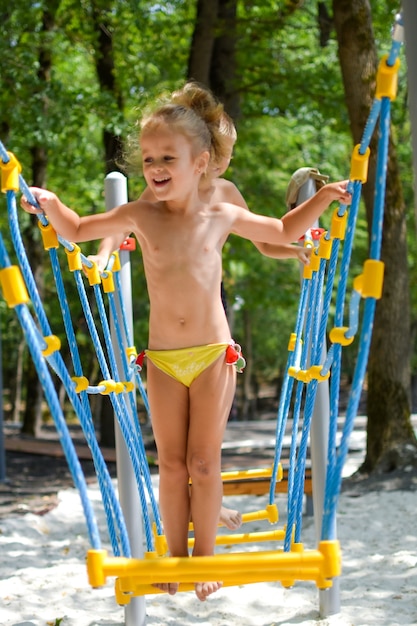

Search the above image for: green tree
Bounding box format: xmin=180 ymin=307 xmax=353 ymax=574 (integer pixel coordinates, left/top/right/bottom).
xmin=0 ymin=1 xmax=415 ymax=468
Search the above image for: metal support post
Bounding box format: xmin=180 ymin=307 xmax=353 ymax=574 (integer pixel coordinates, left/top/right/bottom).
xmin=105 ymin=172 xmax=146 ymax=626
xmin=295 ymin=176 xmax=340 ymax=617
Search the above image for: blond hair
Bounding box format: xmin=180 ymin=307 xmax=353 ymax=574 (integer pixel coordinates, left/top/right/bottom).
xmin=124 ymin=99 xmax=211 ymax=173
xmin=171 ymin=82 xmax=237 ymax=163
xmin=124 ymin=82 xmax=236 ymax=174
xmin=140 ymin=102 xmax=211 ymax=156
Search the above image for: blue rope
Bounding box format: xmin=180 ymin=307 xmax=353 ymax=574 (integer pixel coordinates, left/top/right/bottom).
xmin=268 ymin=275 xmax=311 ymax=504
xmin=270 ymin=12 xmax=401 ymax=550
xmin=0 ymin=148 xmax=162 ymax=554
xmin=105 ymin=287 xmax=162 ymax=535
xmin=0 ymin=210 xmax=101 ymax=549
xmin=72 ymin=268 xmax=156 ymax=551
xmin=5 ymin=188 xmax=130 ymax=557
xmin=321 ymin=84 xmax=393 ymax=540
xmin=112 ymin=266 xmax=150 ymax=415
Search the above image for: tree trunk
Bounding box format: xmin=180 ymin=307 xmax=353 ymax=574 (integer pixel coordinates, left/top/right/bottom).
xmin=333 ymin=0 xmax=416 ymax=472
xmin=209 ymin=0 xmax=240 ymax=120
xmin=90 ymin=2 xmax=125 ymax=444
xmin=187 ymin=0 xmax=219 ymax=86
xmin=186 ymin=0 xmax=240 ymax=119
xmin=91 ymin=2 xmax=124 ymax=175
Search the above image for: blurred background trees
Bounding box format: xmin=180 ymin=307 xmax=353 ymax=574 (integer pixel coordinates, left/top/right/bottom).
xmin=0 ymin=0 xmax=415 ymax=471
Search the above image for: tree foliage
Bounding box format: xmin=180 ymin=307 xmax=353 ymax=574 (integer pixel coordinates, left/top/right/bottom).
xmin=0 ymin=1 xmax=415 ymax=445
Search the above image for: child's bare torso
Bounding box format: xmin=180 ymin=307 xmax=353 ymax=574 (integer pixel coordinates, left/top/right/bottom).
xmin=130 ymin=198 xmax=233 ymax=350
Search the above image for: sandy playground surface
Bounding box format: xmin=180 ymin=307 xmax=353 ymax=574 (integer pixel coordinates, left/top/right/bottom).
xmin=1 ymin=426 xmax=417 ymax=626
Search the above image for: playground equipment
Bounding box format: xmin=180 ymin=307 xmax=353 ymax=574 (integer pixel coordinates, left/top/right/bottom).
xmin=0 ymin=10 xmax=406 ymax=625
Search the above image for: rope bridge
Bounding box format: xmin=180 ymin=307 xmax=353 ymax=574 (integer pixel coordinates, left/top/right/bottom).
xmin=0 ymin=12 xmax=403 ymax=606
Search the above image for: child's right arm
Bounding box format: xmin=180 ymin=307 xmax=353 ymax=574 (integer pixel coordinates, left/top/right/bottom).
xmin=21 ymin=187 xmax=135 ymax=243
xmin=90 ymin=186 xmax=152 ymax=271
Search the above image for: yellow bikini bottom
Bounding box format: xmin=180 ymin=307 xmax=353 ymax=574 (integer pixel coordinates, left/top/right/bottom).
xmin=137 ymin=342 xmax=244 ymax=388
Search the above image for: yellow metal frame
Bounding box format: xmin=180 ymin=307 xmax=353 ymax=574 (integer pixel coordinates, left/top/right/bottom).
xmin=87 ymin=540 xmax=341 ymax=604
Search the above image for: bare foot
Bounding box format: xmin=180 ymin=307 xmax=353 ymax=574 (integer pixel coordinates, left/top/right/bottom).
xmin=152 ymin=582 xmax=179 ymax=595
xmin=219 ymin=505 xmax=242 ymax=530
xmin=195 ymin=581 xmax=223 ymax=601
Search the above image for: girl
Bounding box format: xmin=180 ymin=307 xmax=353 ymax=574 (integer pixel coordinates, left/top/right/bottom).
xmin=21 ymin=101 xmax=351 ymax=601
xmin=89 ymin=84 xmax=313 ymax=535
xmin=91 ymin=82 xmax=313 ymax=271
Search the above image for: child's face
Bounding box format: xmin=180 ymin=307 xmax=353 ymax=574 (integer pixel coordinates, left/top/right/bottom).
xmin=208 ymin=136 xmax=235 ymax=180
xmin=141 ymin=126 xmax=208 ymax=200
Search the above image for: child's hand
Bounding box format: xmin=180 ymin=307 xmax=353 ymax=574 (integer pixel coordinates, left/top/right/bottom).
xmin=323 ymin=180 xmax=352 ymax=205
xmin=87 ymin=254 xmax=109 ymax=273
xmin=297 ymin=246 xmax=312 ymax=265
xmin=20 ymin=187 xmax=58 ymax=215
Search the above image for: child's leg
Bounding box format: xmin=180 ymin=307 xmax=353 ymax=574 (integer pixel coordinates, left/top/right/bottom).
xmin=188 ymin=354 xmax=236 ymax=599
xmin=146 ymin=361 xmax=191 ymax=559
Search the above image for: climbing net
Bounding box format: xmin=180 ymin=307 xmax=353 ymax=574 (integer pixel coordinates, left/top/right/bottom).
xmin=0 ymin=12 xmax=403 ymax=603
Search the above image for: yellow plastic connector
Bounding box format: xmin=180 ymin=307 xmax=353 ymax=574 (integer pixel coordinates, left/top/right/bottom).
xmin=302 ymin=251 xmax=320 ymax=279
xmin=72 ymin=376 xmax=89 ymax=392
xmin=288 ymin=368 xmax=310 ymax=383
xmin=42 ymin=334 xmax=61 ymax=357
xmin=153 ymin=524 xmax=168 ymax=556
xmin=287 ymin=333 xmax=299 ymax=352
xmin=308 ymin=365 xmax=330 ymax=382
xmin=115 ymin=577 xmax=134 ymax=605
xmin=39 ymin=222 xmax=59 ymax=250
xmin=0 ymin=266 xmax=29 ymax=307
xmin=317 ymin=540 xmax=342 ymax=587
xmin=1 ymin=151 xmax=21 ymax=193
xmin=265 ymin=503 xmax=279 ymax=524
xmin=84 ymin=262 xmax=101 ymax=286
xmin=350 ymin=144 xmax=370 ymax=183
xmin=375 ymin=54 xmax=400 ymax=101
xmin=329 ymin=326 xmax=355 ymax=346
xmin=310 ymin=251 xmax=321 ymax=272
xmin=87 ymin=549 xmax=108 ymax=588
xmin=302 ymin=265 xmax=313 ymax=280
xmin=98 ymin=379 xmax=117 ymax=395
xmin=318 ymin=233 xmax=332 ymax=260
xmin=296 ymin=370 xmax=311 ymax=383
xmin=126 ymin=346 xmax=137 ymax=360
xmin=101 ymin=271 xmax=115 ymax=293
xmin=330 ymin=209 xmax=347 ymax=240
xmin=353 ymin=259 xmax=385 ymax=299
xmin=111 ymin=251 xmax=121 ymax=272
xmin=98 ymin=380 xmax=124 ymax=395
xmin=65 ymin=245 xmax=82 ymax=272
xmin=123 ymin=381 xmax=135 ymax=393
xmin=287 ymin=366 xmax=298 ymax=379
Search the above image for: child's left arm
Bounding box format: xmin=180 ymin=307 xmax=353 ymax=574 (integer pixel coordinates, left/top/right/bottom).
xmin=229 ymin=181 xmax=351 ymax=246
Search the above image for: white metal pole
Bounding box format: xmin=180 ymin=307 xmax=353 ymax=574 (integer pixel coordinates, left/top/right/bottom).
xmin=294 ymin=177 xmax=340 ymax=617
xmin=105 ymin=172 xmax=146 ymax=626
